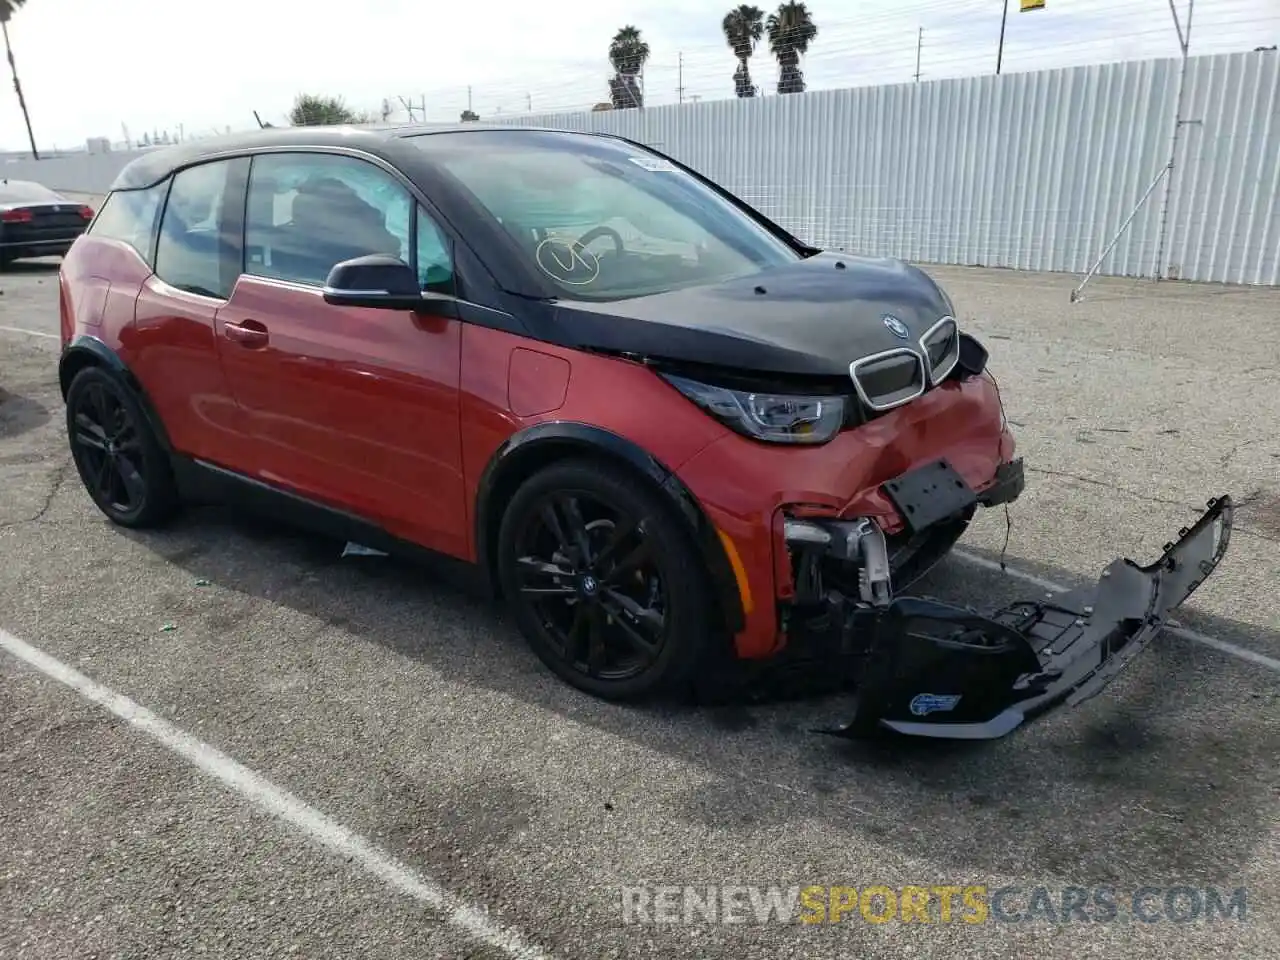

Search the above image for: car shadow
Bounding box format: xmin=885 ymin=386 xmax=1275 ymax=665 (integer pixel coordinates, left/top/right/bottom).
xmin=117 ymin=504 xmax=1278 ymax=889
xmin=0 ymin=389 xmax=50 ymax=440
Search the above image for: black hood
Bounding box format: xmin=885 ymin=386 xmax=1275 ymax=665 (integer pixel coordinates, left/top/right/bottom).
xmin=551 ymin=252 xmax=955 ymax=378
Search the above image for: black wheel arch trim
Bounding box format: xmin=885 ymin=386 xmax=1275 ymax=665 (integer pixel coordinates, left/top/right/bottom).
xmin=474 ymin=421 xmax=747 ymax=635
xmin=59 ymin=334 xmax=175 ymax=453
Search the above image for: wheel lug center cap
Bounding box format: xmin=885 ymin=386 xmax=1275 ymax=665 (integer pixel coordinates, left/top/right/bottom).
xmin=579 ymin=574 xmax=599 ymax=597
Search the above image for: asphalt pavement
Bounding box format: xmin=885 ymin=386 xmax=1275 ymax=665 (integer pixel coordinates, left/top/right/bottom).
xmin=1 ymin=256 xmax=1278 ymax=960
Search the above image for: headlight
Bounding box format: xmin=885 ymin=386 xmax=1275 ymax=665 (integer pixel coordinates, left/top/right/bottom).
xmin=660 ymin=373 xmax=846 ymax=444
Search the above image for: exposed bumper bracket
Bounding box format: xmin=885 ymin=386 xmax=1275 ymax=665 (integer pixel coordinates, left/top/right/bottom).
xmin=977 ymin=456 xmax=1025 ymax=507
xmin=784 ymin=516 xmax=893 ymax=606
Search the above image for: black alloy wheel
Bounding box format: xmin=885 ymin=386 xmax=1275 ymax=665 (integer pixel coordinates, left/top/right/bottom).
xmin=497 ymin=459 xmax=714 ymax=701
xmin=65 ymin=366 xmax=178 ymax=528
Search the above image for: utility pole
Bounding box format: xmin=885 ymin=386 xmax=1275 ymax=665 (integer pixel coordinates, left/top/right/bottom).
xmin=467 ymin=86 xmax=472 ymax=113
xmin=914 ymin=27 xmax=923 ymax=81
xmin=526 ymin=92 xmax=532 ymax=111
xmin=678 ymin=52 xmax=684 ymax=103
xmin=0 ymin=15 xmax=37 ymax=159
xmin=996 ymin=0 xmax=1009 ymax=74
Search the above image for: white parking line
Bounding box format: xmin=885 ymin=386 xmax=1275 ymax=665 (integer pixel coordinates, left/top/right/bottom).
xmin=952 ymin=549 xmax=1280 ymax=674
xmin=0 ymin=323 xmax=57 ymax=339
xmin=0 ymin=626 xmax=556 ymax=960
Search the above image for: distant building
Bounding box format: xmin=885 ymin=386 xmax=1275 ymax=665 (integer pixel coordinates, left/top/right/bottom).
xmin=85 ymin=137 xmax=112 ymax=154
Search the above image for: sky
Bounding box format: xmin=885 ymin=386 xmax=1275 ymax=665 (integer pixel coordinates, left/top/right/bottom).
xmin=0 ymin=0 xmax=1275 ymax=151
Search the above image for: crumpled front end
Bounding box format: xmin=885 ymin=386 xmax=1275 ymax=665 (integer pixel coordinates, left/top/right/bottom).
xmin=782 ymin=494 xmax=1232 ymax=740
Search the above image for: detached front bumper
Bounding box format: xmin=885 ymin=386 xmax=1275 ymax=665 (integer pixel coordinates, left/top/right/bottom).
xmin=780 ymin=492 xmax=1233 ymax=741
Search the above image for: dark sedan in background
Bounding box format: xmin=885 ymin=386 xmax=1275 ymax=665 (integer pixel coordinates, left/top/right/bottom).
xmin=0 ymin=178 xmax=94 ymax=266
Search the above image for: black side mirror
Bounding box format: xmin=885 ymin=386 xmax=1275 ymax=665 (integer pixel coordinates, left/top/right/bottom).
xmin=322 ymin=254 xmax=457 ymax=315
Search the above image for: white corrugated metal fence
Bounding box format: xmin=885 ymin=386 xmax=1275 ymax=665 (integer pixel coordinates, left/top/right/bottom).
xmin=3 ymin=49 xmax=1276 ymax=284
xmin=495 ymin=49 xmax=1280 ymax=285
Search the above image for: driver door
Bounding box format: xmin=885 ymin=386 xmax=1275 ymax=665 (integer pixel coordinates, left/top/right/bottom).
xmin=214 ymin=151 xmax=468 ymax=558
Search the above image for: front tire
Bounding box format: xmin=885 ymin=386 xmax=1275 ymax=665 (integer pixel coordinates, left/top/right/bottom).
xmin=496 ymin=457 xmax=715 ymax=701
xmin=65 ymin=365 xmax=179 ymax=528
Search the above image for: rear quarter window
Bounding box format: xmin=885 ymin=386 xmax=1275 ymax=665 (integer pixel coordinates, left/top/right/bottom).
xmin=87 ymin=181 xmax=169 ymax=264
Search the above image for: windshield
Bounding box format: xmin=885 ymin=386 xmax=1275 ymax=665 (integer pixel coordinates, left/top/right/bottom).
xmin=413 ymin=131 xmax=803 ymax=300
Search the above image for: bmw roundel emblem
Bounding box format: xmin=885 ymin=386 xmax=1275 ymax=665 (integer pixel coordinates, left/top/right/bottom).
xmin=882 ymin=315 xmax=909 ymax=339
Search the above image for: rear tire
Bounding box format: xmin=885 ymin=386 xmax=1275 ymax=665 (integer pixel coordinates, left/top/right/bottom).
xmin=496 ymin=457 xmax=715 ymax=701
xmin=65 ymin=366 xmax=179 ymax=528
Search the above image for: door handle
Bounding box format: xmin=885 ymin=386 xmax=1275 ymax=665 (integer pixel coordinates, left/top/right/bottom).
xmin=224 ymin=318 xmax=269 ymax=348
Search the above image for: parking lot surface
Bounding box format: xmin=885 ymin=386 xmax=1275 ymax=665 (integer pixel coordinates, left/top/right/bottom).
xmin=1 ymin=256 xmax=1278 ymax=959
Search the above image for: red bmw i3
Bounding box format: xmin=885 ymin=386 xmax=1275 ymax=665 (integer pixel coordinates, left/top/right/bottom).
xmin=56 ymin=125 xmax=1230 ymax=740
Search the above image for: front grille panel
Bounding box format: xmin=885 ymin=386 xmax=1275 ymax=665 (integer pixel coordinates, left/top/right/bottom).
xmin=919 ymin=317 xmax=959 ymax=383
xmin=849 ymin=349 xmax=926 ymax=412
xmin=925 ymin=337 xmax=952 ymax=369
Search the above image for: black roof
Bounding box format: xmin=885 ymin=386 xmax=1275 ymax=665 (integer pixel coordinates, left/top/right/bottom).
xmin=107 ymin=122 xmax=615 ymax=192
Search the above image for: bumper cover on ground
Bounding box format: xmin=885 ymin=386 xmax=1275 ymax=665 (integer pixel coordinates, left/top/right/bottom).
xmin=807 ymin=494 xmax=1232 ymax=740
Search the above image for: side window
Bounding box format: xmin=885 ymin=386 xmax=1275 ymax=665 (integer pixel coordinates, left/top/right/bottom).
xmin=154 ymin=159 xmax=236 ymax=299
xmin=416 ymin=206 xmax=455 ymax=294
xmin=86 ymin=181 xmax=168 ymax=263
xmin=244 ymin=153 xmax=412 ymax=287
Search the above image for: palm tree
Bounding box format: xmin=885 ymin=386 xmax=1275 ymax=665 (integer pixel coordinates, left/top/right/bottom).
xmin=722 ymin=5 xmax=764 ymax=98
xmin=766 ymin=1 xmax=818 ymax=95
xmin=0 ymin=0 xmax=37 ymax=158
xmin=608 ymin=26 xmax=649 ymax=109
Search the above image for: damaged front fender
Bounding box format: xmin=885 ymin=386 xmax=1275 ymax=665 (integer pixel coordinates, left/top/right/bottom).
xmin=822 ymin=494 xmax=1233 ymax=740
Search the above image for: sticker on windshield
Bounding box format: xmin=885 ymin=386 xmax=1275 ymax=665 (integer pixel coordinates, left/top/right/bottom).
xmin=534 ymin=236 xmax=601 ymax=286
xmin=628 ymin=156 xmax=677 ymax=172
